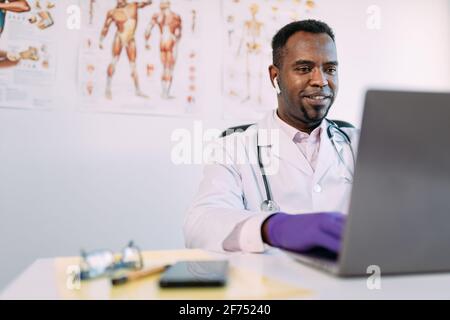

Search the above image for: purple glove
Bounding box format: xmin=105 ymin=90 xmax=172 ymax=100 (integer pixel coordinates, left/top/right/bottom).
xmin=264 ymin=212 xmax=346 ymax=254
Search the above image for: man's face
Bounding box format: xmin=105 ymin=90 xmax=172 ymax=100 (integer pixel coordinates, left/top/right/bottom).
xmin=271 ymin=31 xmax=338 ymax=128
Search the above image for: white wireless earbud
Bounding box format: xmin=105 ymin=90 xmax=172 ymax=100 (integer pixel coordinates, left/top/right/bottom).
xmin=273 ymin=77 xmax=281 ymax=94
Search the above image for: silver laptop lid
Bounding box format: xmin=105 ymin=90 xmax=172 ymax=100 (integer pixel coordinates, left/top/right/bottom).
xmin=339 ymin=90 xmax=450 ymax=276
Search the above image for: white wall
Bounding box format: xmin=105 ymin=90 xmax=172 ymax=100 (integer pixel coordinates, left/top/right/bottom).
xmin=1 ymin=0 xmax=449 ymax=290
xmin=324 ymin=0 xmax=450 ymax=124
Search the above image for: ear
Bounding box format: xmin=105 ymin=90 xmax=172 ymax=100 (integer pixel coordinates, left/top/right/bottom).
xmin=269 ymin=65 xmax=281 ymax=94
xmin=268 ymin=64 xmax=278 ymax=88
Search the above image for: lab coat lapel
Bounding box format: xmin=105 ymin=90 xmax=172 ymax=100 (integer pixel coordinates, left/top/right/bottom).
xmin=257 ymin=111 xmax=314 ymax=176
xmin=314 ymin=120 xmax=339 ymax=183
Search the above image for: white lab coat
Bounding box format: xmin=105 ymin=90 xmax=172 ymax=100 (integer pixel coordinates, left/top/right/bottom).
xmin=184 ymin=110 xmax=359 ymax=253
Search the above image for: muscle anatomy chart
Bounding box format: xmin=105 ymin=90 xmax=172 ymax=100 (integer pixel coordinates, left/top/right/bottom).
xmin=78 ymin=0 xmax=201 ymax=116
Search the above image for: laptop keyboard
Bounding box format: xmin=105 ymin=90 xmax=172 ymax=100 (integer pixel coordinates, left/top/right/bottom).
xmin=302 ymin=247 xmax=338 ymax=261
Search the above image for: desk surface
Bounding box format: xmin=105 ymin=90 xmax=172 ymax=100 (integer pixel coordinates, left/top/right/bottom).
xmin=2 ymin=249 xmax=450 ymax=299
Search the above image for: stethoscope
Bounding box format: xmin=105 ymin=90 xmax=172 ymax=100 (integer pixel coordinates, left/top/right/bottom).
xmin=258 ymin=119 xmax=356 ymax=213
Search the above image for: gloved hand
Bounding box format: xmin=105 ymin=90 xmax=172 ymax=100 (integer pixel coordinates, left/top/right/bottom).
xmin=262 ymin=212 xmax=346 ymax=254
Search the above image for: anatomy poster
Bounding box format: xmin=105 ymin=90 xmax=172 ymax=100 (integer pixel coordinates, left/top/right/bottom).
xmin=222 ymin=0 xmax=317 ymax=120
xmin=78 ymin=0 xmax=201 ymax=116
xmin=0 ymin=0 xmax=58 ymax=109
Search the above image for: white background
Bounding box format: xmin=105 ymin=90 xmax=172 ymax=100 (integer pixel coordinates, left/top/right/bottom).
xmin=0 ymin=0 xmax=449 ymax=289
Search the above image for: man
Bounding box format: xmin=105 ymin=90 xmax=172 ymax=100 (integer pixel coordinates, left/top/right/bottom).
xmin=99 ymin=0 xmax=152 ymax=100
xmin=144 ymin=0 xmax=182 ymax=99
xmin=184 ymin=20 xmax=359 ymax=254
xmin=0 ymin=0 xmax=38 ymax=68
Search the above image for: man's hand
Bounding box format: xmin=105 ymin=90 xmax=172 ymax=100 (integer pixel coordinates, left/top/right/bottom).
xmin=262 ymin=212 xmax=346 ymax=254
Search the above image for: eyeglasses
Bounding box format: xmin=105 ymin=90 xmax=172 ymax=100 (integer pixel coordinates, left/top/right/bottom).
xmin=79 ymin=241 xmax=144 ymax=280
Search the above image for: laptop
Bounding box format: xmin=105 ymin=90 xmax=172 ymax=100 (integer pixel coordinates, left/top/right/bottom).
xmin=285 ymin=90 xmax=450 ymax=277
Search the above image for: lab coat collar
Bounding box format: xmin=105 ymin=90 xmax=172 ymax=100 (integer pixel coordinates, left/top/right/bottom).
xmin=255 ymin=112 xmax=354 ymax=185
xmin=256 ymin=110 xmax=323 ymax=176
xmin=255 ymin=111 xmax=276 ymax=147
xmin=327 ymin=121 xmax=347 ymax=154
xmin=313 ymin=119 xmax=345 ymax=183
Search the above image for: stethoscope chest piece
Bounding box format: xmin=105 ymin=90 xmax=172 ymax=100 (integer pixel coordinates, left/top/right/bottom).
xmin=260 ymin=199 xmax=280 ymax=213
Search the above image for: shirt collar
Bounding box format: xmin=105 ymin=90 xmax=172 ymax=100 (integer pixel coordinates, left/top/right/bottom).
xmin=274 ymin=110 xmax=323 ymax=144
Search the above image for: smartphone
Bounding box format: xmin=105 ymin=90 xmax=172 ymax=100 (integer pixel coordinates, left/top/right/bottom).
xmin=159 ymin=260 xmax=229 ymax=288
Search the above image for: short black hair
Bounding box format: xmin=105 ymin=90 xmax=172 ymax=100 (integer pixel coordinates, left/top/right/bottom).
xmin=272 ymin=19 xmax=335 ymax=67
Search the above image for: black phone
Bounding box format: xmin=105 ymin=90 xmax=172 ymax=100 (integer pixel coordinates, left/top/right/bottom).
xmin=159 ymin=260 xmax=229 ymax=288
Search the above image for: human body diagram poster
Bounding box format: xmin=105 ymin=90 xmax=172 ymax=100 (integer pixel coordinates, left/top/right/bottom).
xmin=77 ymin=0 xmax=200 ymax=116
xmin=0 ymin=0 xmax=318 ymax=119
xmin=222 ymin=0 xmax=316 ymax=120
xmin=0 ymin=0 xmax=58 ymax=109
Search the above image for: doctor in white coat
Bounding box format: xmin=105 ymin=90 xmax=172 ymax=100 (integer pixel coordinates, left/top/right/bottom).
xmin=184 ymin=20 xmax=359 ymax=254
